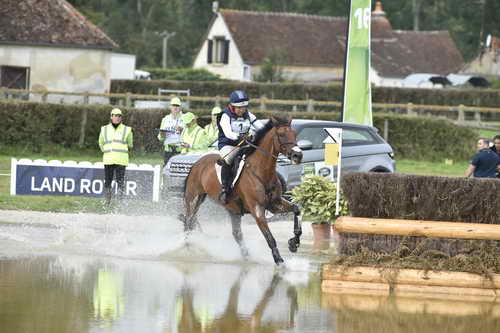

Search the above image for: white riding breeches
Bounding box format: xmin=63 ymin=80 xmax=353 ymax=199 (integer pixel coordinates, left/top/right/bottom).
xmin=219 ymin=145 xmax=241 ymax=165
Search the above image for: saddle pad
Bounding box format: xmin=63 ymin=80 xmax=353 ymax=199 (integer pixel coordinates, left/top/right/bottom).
xmin=215 ymin=158 xmax=246 ymax=188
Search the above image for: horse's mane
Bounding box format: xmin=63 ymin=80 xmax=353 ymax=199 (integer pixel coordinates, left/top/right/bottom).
xmin=243 ymin=116 xmax=289 ymax=156
xmin=253 ymin=116 xmax=289 ymax=146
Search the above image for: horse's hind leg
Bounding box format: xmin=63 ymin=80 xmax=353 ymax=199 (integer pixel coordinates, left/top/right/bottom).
xmin=229 ymin=211 xmax=249 ymax=259
xmin=182 ymin=174 xmax=206 ymax=233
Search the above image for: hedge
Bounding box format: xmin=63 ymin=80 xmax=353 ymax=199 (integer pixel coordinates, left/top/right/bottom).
xmin=111 ymin=79 xmax=500 ymax=107
xmin=0 ymin=100 xmax=476 ymax=161
xmin=339 ymin=173 xmax=500 ymax=255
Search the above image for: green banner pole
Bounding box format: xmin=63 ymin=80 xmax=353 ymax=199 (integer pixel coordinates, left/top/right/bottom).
xmin=341 ymin=0 xmax=372 ymax=126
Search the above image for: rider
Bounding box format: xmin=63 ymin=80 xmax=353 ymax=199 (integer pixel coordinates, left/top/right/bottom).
xmin=217 ymin=90 xmax=263 ymax=204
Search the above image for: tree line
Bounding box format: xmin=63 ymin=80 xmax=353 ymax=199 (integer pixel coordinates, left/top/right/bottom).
xmin=68 ymin=0 xmax=500 ymax=69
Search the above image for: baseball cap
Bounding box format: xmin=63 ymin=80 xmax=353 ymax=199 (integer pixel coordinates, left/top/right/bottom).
xmin=110 ymin=108 xmax=122 ymax=116
xmin=170 ymin=97 xmax=181 ymax=106
xmin=182 ymin=112 xmax=196 ymax=123
xmin=211 ymin=106 xmax=222 ymax=115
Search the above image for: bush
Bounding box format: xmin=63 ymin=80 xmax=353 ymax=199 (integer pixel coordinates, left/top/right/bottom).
xmin=0 ymin=100 xmax=476 ymax=160
xmin=290 ymin=175 xmax=348 ymax=223
xmin=112 ymin=79 xmax=500 ymax=107
xmin=141 ymin=68 xmax=223 ymax=81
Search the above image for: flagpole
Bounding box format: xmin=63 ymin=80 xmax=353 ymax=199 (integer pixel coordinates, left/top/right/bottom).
xmin=340 ymin=0 xmax=353 ymax=123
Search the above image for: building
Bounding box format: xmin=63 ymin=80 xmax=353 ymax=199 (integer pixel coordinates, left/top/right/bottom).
xmin=193 ymin=2 xmax=464 ymax=86
xmin=0 ymin=0 xmax=118 ymax=103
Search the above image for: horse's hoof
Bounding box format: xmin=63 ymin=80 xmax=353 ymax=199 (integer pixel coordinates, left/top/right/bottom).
xmin=288 ymin=238 xmax=299 ymax=253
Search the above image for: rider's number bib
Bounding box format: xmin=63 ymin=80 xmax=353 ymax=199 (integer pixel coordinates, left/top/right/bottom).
xmin=231 ymin=117 xmax=251 ymax=134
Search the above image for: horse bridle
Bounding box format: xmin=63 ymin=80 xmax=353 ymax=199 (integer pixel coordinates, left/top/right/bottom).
xmin=243 ymin=124 xmax=296 ymax=162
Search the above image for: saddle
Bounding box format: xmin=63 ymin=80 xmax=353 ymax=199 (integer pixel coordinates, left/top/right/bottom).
xmin=216 ymin=149 xmax=248 ymax=188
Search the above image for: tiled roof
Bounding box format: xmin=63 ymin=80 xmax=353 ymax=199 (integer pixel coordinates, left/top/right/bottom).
xmin=0 ymin=0 xmax=117 ymax=49
xmin=220 ymin=9 xmax=464 ymax=78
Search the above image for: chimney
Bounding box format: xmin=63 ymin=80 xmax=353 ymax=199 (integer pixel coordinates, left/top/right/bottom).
xmin=212 ymin=1 xmax=219 ymax=14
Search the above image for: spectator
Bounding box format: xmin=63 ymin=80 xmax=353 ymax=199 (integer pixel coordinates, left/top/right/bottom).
xmin=98 ymin=108 xmax=133 ymax=206
xmin=465 ymin=138 xmax=500 ymax=178
xmin=204 ymin=106 xmax=222 ymax=144
xmin=491 ymin=135 xmax=500 ymax=155
xmin=158 ymin=97 xmax=184 ymax=166
xmin=180 ymin=112 xmax=210 ymax=154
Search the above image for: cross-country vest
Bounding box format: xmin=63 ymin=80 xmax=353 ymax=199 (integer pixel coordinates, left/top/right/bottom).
xmin=101 ymin=124 xmax=131 ymax=166
xmin=217 ymin=107 xmax=251 ymax=149
xmin=204 ymin=123 xmax=218 ymax=143
xmin=180 ymin=125 xmax=204 ymax=154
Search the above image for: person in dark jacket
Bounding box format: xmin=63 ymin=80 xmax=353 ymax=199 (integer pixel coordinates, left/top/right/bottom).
xmin=465 ymin=138 xmax=500 ymax=178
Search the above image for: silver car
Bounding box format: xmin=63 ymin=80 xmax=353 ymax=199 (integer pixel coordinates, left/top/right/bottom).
xmin=162 ymin=119 xmax=395 ymax=197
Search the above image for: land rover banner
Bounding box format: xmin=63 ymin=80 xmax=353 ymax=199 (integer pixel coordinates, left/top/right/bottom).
xmin=10 ymin=159 xmax=161 ymax=201
xmin=341 ymin=0 xmax=373 ymax=126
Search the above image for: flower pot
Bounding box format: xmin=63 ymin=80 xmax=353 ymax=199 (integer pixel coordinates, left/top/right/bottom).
xmin=311 ymin=222 xmax=331 ymax=250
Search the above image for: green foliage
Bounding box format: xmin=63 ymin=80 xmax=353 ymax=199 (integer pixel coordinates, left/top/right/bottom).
xmin=290 ymin=175 xmax=348 ymax=223
xmin=254 ymin=57 xmax=284 ymax=83
xmin=141 ymin=68 xmax=223 ymax=81
xmin=112 ymin=79 xmax=500 ymax=109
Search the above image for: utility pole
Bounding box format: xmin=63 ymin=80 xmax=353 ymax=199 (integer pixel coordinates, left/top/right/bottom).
xmin=159 ymin=31 xmax=176 ymax=68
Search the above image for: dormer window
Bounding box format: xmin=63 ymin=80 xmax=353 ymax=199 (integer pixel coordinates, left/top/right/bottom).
xmin=207 ymin=37 xmax=230 ymax=64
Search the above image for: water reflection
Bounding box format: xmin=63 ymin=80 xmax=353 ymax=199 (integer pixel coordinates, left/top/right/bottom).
xmin=0 ymin=256 xmax=327 ymax=333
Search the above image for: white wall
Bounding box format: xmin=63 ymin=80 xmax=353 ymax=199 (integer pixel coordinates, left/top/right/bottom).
xmin=193 ymin=14 xmax=246 ymax=81
xmin=0 ymin=45 xmax=112 ymax=103
xmin=110 ymin=53 xmax=136 ymax=80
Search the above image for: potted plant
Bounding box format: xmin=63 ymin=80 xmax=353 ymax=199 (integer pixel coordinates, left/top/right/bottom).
xmin=290 ymin=175 xmax=349 ymax=249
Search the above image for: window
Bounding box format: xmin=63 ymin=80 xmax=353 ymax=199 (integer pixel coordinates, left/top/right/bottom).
xmin=0 ymin=66 xmax=30 ymax=89
xmin=207 ymin=37 xmax=230 ymax=64
xmin=243 ymin=65 xmax=251 ymax=81
xmin=297 ymin=126 xmax=378 ymax=149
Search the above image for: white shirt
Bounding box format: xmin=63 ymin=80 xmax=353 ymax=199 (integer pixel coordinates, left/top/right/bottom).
xmin=219 ymin=111 xmax=263 ymax=141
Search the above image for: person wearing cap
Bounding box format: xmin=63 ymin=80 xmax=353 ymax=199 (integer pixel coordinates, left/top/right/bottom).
xmin=158 ymin=97 xmax=185 ymax=166
xmin=204 ymin=106 xmax=222 ymax=144
xmin=98 ymin=108 xmax=133 ymax=206
xmin=217 ymin=90 xmax=263 ymax=204
xmin=179 ymin=112 xmax=210 ymax=154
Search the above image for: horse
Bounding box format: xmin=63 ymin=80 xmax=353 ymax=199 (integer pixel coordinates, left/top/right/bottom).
xmin=181 ymin=115 xmax=303 ymax=265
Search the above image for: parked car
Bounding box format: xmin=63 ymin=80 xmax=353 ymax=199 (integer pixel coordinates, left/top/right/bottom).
xmin=162 ymin=119 xmax=395 ymax=198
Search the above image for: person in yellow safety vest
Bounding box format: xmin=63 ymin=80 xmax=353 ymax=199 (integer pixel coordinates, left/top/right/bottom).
xmin=204 ymin=106 xmax=222 ymax=144
xmin=98 ymin=108 xmax=133 ymax=206
xmin=179 ymin=112 xmax=210 ymax=154
xmin=158 ymin=97 xmax=184 ymax=166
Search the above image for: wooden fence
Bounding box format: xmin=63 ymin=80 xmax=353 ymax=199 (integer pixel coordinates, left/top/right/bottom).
xmin=1 ymin=87 xmax=500 ymax=127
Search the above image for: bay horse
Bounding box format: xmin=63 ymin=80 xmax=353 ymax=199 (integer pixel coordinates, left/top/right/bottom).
xmin=182 ymin=115 xmax=303 ymax=265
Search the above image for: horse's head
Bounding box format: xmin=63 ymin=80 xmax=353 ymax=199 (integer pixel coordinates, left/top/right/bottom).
xmin=271 ymin=116 xmax=303 ymax=165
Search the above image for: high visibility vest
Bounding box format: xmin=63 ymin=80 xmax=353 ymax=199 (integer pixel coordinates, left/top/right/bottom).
xmin=100 ymin=124 xmax=132 ymax=166
xmin=204 ymin=123 xmax=218 ymax=143
xmin=180 ymin=125 xmax=205 ymax=154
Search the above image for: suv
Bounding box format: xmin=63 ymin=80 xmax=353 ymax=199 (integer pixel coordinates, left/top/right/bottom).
xmin=162 ymin=119 xmax=395 ymax=197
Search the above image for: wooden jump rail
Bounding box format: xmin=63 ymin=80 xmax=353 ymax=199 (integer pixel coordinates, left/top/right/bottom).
xmin=334 ymin=216 xmax=500 ymax=241
xmin=323 ymin=216 xmax=500 ymax=298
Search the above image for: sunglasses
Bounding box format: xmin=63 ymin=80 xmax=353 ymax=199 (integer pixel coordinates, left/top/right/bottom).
xmin=112 ymin=114 xmax=122 ymax=117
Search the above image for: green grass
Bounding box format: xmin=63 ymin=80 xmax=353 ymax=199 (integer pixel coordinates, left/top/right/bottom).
xmin=0 ymin=147 xmax=472 ymax=213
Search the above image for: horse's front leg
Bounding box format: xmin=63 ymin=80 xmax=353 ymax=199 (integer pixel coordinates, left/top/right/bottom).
xmin=269 ymin=197 xmax=302 ymax=253
xmin=252 ymin=205 xmax=284 ymax=265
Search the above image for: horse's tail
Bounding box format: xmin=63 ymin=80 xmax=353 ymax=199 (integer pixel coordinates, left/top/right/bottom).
xmin=183 ymin=164 xmax=194 ymax=198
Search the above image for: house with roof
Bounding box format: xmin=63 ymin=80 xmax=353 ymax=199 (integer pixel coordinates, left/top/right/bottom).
xmin=0 ymin=0 xmax=118 ymax=103
xmin=193 ymin=2 xmax=464 ymax=87
xmin=461 ymin=34 xmax=500 ymax=80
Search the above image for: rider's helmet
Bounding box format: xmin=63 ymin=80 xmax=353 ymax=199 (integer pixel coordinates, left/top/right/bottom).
xmin=229 ymin=90 xmax=249 ymax=107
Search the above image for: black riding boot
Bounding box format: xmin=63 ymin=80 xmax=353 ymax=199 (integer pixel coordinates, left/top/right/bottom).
xmin=104 ymin=187 xmax=112 ymax=207
xmin=219 ymin=162 xmax=233 ymax=204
